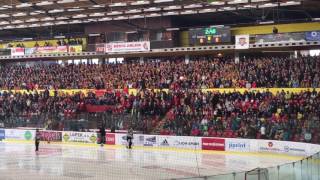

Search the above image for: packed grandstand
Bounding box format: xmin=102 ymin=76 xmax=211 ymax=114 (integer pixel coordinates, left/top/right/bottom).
xmin=0 ymin=0 xmax=320 ymax=179
xmin=0 ymin=56 xmax=319 ymax=144
xmin=1 ymin=56 xmax=320 ymax=89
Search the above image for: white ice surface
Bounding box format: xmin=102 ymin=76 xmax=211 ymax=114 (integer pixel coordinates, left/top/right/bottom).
xmin=0 ymin=142 xmax=307 ymax=180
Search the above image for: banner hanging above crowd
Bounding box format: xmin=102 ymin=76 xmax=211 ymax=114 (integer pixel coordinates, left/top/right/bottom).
xmin=255 ymin=32 xmax=305 ymax=43
xmin=95 ymin=43 xmax=106 ymax=53
xmin=105 ymin=41 xmax=150 ymax=53
xmin=235 ymin=35 xmax=250 ymax=49
xmin=11 ymin=47 xmax=25 ymax=56
xmin=305 ymin=31 xmax=320 ymax=41
xmin=68 ymin=45 xmax=83 ymax=53
xmin=33 ymin=46 xmax=68 ymax=54
xmin=11 ymin=45 xmax=82 ymax=56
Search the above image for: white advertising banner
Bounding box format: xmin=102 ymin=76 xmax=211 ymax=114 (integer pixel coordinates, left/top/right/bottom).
xmin=282 ymin=141 xmax=309 ymax=156
xmin=62 ymin=131 xmax=97 ymax=144
xmin=133 ymin=134 xmax=145 ymax=146
xmin=143 ymin=135 xmax=157 ymax=147
xmin=256 ymin=140 xmax=308 ymax=156
xmin=105 ymin=41 xmax=150 ymax=53
xmin=308 ymin=144 xmax=320 ymax=155
xmin=257 ymin=140 xmax=285 ymax=154
xmin=11 ymin=48 xmax=25 ymax=56
xmin=235 ymin=35 xmax=250 ymax=49
xmin=5 ymin=129 xmax=35 ymax=141
xmin=115 ymin=133 xmax=128 ymax=146
xmin=157 ymin=136 xmax=201 ymax=149
xmin=3 ymin=128 xmax=320 ymax=157
xmin=225 ymin=138 xmax=250 ymax=152
xmin=115 ymin=134 xmax=156 ymax=147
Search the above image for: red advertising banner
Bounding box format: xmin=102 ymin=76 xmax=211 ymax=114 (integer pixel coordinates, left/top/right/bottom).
xmin=40 ymin=131 xmax=62 ymax=142
xmin=34 ymin=46 xmax=68 ymax=54
xmin=106 ymin=133 xmax=115 ymax=145
xmin=202 ymin=138 xmax=225 ymax=151
xmin=95 ymin=43 xmax=105 ymax=53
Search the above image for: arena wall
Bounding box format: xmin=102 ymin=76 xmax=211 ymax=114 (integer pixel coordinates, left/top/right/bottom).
xmin=1 ymin=129 xmax=320 ymax=157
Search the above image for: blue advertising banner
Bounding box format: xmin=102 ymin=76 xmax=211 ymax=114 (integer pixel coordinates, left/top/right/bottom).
xmin=0 ymin=129 xmax=5 ymax=140
xmin=305 ymin=31 xmax=320 ymax=41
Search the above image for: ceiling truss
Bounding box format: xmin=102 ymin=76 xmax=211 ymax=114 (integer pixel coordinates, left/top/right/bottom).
xmin=0 ymin=0 xmax=303 ymax=30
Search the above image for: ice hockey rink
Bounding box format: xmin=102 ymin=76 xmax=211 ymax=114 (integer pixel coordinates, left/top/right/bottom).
xmin=0 ymin=141 xmax=311 ymax=180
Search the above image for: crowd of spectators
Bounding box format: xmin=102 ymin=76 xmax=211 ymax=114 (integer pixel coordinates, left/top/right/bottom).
xmin=0 ymin=90 xmax=128 ymax=130
xmin=0 ymin=55 xmax=319 ymax=144
xmin=0 ymin=56 xmax=319 ymax=90
xmin=0 ymin=90 xmax=129 ymax=117
xmin=0 ymin=88 xmax=319 ymax=144
xmin=158 ymin=89 xmax=320 ymax=144
xmin=0 ymin=90 xmax=78 ymax=117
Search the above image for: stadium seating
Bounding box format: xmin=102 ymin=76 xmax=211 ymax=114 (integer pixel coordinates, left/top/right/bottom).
xmin=0 ymin=56 xmax=319 ymax=90
xmin=0 ymin=55 xmax=319 ymax=144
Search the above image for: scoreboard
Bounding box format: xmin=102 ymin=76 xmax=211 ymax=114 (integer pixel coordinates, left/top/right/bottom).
xmin=188 ymin=26 xmax=231 ymax=46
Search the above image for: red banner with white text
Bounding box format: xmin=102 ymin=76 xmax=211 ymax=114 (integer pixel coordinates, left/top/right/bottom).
xmin=34 ymin=46 xmax=68 ymax=54
xmin=106 ymin=133 xmax=115 ymax=145
xmin=202 ymin=138 xmax=225 ymax=151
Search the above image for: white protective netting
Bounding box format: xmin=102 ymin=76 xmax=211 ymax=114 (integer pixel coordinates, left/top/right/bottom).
xmin=245 ymin=168 xmax=269 ymax=180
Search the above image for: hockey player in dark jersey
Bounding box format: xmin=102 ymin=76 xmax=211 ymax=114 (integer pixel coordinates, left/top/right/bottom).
xmin=126 ymin=128 xmax=133 ymax=149
xmin=99 ymin=126 xmax=106 ymax=147
xmin=35 ymin=129 xmax=41 ymax=152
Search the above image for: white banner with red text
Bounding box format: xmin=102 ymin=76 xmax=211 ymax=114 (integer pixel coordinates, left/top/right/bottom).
xmin=11 ymin=48 xmax=25 ymax=56
xmin=105 ymin=41 xmax=150 ymax=53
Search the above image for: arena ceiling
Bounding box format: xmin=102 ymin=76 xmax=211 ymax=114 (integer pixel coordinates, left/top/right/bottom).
xmin=0 ymin=0 xmax=313 ymax=29
xmin=0 ymin=0 xmax=319 ymax=38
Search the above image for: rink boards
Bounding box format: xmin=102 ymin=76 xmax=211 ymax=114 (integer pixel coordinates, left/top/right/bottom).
xmin=1 ymin=128 xmax=320 ymax=157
